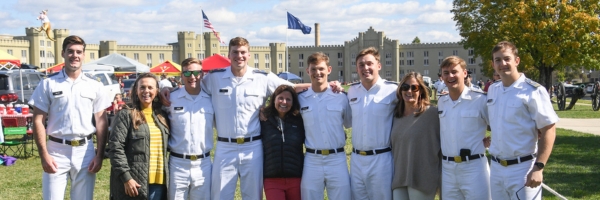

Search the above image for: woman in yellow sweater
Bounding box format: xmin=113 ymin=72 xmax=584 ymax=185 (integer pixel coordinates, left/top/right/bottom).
xmin=109 ymin=73 xmax=170 ymax=200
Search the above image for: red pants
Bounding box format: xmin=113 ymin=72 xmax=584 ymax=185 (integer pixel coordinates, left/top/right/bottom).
xmin=264 ymin=177 xmax=301 ymax=200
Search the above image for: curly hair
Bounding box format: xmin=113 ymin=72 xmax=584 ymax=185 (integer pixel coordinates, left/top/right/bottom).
xmin=264 ymin=85 xmax=301 ymax=118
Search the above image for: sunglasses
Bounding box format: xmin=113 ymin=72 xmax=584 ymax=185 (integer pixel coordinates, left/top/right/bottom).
xmin=182 ymin=70 xmax=202 ymax=77
xmin=400 ymin=83 xmax=420 ymax=92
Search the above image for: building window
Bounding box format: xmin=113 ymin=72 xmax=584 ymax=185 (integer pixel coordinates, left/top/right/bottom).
xmin=439 ymin=59 xmax=443 ymax=65
xmin=40 ymin=40 xmax=44 ymax=46
xmin=47 ymin=41 xmax=51 ymax=47
xmin=254 ymin=54 xmax=259 ymax=62
xmin=408 ymin=51 xmax=414 ymax=58
xmin=351 ymin=61 xmax=356 ymax=66
xmin=439 ymin=51 xmax=443 ymax=57
xmin=40 ymin=50 xmax=45 ymax=58
xmin=424 ymin=70 xmax=429 ymax=75
xmin=90 ymin=53 xmax=95 ymax=60
xmin=338 ymin=52 xmax=343 ymax=58
xmin=254 ymin=63 xmax=259 ymax=68
xmin=400 ymin=60 xmax=404 ymax=66
xmin=386 ymin=71 xmax=391 ymax=77
xmin=352 ymin=72 xmax=358 ymax=79
xmin=278 ymin=54 xmax=282 ymax=61
xmin=468 ymin=49 xmax=474 ymax=56
xmin=299 ymin=71 xmax=303 ymax=77
xmin=299 ymin=61 xmax=304 ymax=68
xmin=408 ymin=60 xmax=414 ymax=66
xmin=386 ymin=52 xmax=392 ymax=59
xmin=278 ymin=63 xmax=282 ymax=69
xmin=338 ymin=61 xmax=343 ymax=67
xmin=21 ymin=50 xmax=27 ymax=60
xmin=325 ymin=53 xmax=329 ymax=57
xmin=121 ymin=53 xmax=126 ymax=57
xmin=399 ymin=52 xmax=404 ymax=58
xmin=424 ymin=59 xmax=429 ymax=66
xmin=265 ymin=54 xmax=270 ymax=60
xmin=453 ymin=50 xmax=458 ymax=55
xmin=469 ymin=58 xmax=476 ymax=65
xmin=424 ymin=51 xmax=429 ymax=57
xmin=147 ymin=53 xmax=152 ymax=67
xmin=6 ymin=49 xmax=12 ymax=55
xmin=386 ymin=60 xmax=392 ymax=66
xmin=213 ymin=44 xmax=217 ymax=48
xmin=159 ymin=53 xmax=165 ymax=62
xmin=339 ymin=71 xmax=343 ymax=76
xmin=351 ymin=53 xmax=356 ymax=59
xmin=299 ymin=54 xmax=304 ymax=60
xmin=187 ymin=43 xmax=191 ymax=48
xmin=266 ymin=63 xmax=270 ymax=68
xmin=134 ymin=53 xmax=139 ymax=61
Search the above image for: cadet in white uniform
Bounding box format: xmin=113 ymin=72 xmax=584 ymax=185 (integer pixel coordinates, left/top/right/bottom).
xmin=347 ymin=47 xmax=396 ymax=200
xmin=168 ymin=58 xmax=214 ymax=200
xmin=30 ymin=35 xmax=111 ymax=200
xmin=299 ymin=52 xmax=352 ymax=200
xmin=487 ymin=41 xmax=558 ymax=200
xmin=437 ymin=56 xmax=491 ymax=200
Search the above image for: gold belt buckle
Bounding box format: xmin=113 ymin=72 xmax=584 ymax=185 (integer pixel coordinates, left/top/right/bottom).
xmin=71 ymin=140 xmax=80 ymax=146
xmin=321 ymin=149 xmax=330 ymax=155
xmin=454 ymin=156 xmax=462 ymax=163
xmin=190 ymin=155 xmax=198 ymax=161
xmin=236 ymin=138 xmax=244 ymax=144
xmin=500 ymin=160 xmax=508 ymax=167
xmin=359 ymin=151 xmax=367 ymax=156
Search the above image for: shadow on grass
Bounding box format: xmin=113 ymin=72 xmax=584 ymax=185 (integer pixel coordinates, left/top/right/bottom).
xmin=543 ymin=132 xmax=600 ymax=199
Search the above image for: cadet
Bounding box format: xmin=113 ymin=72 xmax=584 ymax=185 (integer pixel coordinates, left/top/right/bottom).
xmin=30 ymin=35 xmax=111 ymax=199
xmin=167 ymin=58 xmax=214 ymax=199
xmin=347 ymin=47 xmax=396 ymax=200
xmin=299 ymin=52 xmax=352 ymax=200
xmin=487 ymin=41 xmax=558 ymax=200
xmin=438 ymin=56 xmax=491 ymax=199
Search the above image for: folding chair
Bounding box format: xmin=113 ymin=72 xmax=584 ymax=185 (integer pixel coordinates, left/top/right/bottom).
xmin=1 ymin=117 xmax=30 ymax=158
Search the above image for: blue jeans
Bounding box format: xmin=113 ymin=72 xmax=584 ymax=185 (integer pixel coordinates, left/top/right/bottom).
xmin=148 ymin=184 xmax=166 ymax=200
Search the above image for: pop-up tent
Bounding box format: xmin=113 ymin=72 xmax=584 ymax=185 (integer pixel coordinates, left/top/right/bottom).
xmin=0 ymin=51 xmax=20 ymax=70
xmin=84 ymin=53 xmax=149 ymax=72
xmin=150 ymin=60 xmax=181 ymax=75
xmin=201 ymin=54 xmax=230 ymax=72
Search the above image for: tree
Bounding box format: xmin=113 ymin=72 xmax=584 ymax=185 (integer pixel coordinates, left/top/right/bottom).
xmin=452 ymin=0 xmax=600 ymax=89
xmin=412 ymin=36 xmax=421 ymax=44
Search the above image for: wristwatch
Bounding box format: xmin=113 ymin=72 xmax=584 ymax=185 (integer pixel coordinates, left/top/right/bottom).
xmin=534 ymin=162 xmax=545 ymax=169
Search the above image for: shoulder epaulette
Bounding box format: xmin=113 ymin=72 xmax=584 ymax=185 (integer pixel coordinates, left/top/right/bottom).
xmin=494 ymin=80 xmax=501 ymax=83
xmin=253 ymin=69 xmax=268 ymax=75
xmin=170 ymin=87 xmax=180 ymax=93
xmin=385 ymin=81 xmax=398 ymax=85
xmin=210 ymin=69 xmax=226 ymax=73
xmin=47 ymin=72 xmax=60 ymax=77
xmin=525 ymin=78 xmax=541 ymax=88
xmin=84 ymin=73 xmax=98 ymax=81
xmin=471 ymin=89 xmax=486 ymax=94
xmin=298 ymin=88 xmax=309 ymax=95
xmin=349 ymin=82 xmax=361 ymax=86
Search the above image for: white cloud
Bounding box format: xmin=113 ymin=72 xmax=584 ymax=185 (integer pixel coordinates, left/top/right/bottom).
xmin=416 ymin=12 xmax=454 ymax=24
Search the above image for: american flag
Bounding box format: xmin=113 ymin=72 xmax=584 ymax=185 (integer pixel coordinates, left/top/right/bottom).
xmin=202 ymin=10 xmax=225 ymax=44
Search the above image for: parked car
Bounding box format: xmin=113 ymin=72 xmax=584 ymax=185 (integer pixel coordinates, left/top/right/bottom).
xmin=586 ymin=82 xmax=595 ymax=94
xmin=122 ymin=79 xmax=135 ymax=96
xmin=84 ymin=71 xmax=121 ymax=100
xmin=0 ymin=69 xmax=43 ymax=105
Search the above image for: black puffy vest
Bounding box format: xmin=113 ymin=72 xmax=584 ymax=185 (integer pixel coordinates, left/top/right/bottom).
xmin=261 ymin=114 xmax=305 ymax=178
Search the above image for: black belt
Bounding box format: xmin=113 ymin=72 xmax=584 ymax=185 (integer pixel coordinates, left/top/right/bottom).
xmin=170 ymin=152 xmax=210 ymax=161
xmin=491 ymin=154 xmax=535 ymax=167
xmin=442 ymin=154 xmax=485 ymax=163
xmin=217 ymin=135 xmax=261 ymax=144
xmin=306 ymin=147 xmax=345 ymax=155
xmin=352 ymin=147 xmax=391 ymax=156
xmin=48 ymin=135 xmax=93 ymax=146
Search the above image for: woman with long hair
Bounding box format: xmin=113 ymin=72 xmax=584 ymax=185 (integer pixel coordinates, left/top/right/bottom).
xmin=390 ymin=72 xmax=441 ymax=200
xmin=108 ymin=73 xmax=170 ymax=200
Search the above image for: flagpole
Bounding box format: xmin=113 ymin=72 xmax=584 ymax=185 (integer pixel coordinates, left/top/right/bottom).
xmin=285 ymin=10 xmax=288 ymax=73
xmin=200 ymin=8 xmax=203 ymax=60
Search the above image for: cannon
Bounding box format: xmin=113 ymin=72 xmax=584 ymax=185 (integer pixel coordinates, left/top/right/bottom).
xmin=592 ymin=81 xmax=600 ymax=111
xmin=556 ymin=83 xmax=587 ymax=110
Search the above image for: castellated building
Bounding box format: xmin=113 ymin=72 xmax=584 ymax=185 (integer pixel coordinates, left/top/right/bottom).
xmin=0 ymin=26 xmax=489 ymax=82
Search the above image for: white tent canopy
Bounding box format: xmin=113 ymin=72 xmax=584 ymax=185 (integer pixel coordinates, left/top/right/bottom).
xmin=83 ymin=53 xmax=149 ymax=72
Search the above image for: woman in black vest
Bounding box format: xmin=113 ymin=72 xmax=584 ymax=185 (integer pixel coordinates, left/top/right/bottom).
xmin=261 ymin=85 xmax=305 ymax=200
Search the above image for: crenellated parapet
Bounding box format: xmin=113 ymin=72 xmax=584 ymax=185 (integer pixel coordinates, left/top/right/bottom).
xmin=289 ymin=44 xmax=344 ymax=49
xmin=399 ymin=42 xmax=460 ymax=47
xmin=53 ymin=29 xmax=69 ymax=37
xmin=0 ymin=39 xmax=30 ymax=47
xmin=250 ymin=46 xmax=272 ymax=51
xmin=177 ymin=31 xmax=196 ymax=40
xmin=117 ymin=45 xmax=174 ymax=50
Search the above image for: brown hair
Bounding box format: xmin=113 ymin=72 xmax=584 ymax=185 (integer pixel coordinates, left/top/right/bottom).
xmin=229 ymin=37 xmax=250 ymax=52
xmin=61 ymin=35 xmax=86 ymax=53
xmin=439 ymin=56 xmax=466 ymax=70
xmin=307 ymin=52 xmax=330 ymax=66
xmin=264 ymin=85 xmax=301 ymax=118
xmin=127 ymin=73 xmax=169 ymax=130
xmin=181 ymin=57 xmax=202 ymax=71
xmin=356 ymin=47 xmax=380 ymax=63
xmin=394 ymin=72 xmax=430 ymax=118
xmin=492 ymin=41 xmax=519 ymax=57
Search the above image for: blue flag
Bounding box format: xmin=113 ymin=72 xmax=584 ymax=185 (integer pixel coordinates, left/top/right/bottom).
xmin=287 ymin=12 xmax=311 ymax=34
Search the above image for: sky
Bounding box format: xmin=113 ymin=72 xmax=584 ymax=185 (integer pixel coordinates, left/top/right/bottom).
xmin=0 ymin=0 xmax=461 ymax=47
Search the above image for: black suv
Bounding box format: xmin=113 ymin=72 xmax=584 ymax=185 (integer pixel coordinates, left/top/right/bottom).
xmin=0 ymin=69 xmax=43 ymax=105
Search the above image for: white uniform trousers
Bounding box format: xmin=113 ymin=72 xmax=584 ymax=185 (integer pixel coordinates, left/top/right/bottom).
xmin=211 ymin=140 xmax=263 ymax=200
xmin=301 ymin=152 xmax=351 ymax=200
xmin=392 ymin=187 xmax=435 ymax=200
xmin=442 ymin=157 xmax=491 ymax=200
xmin=42 ymin=138 xmax=96 ymax=200
xmin=350 ymin=152 xmax=393 ymax=200
xmin=491 ymin=159 xmax=542 ymax=200
xmin=169 ymin=155 xmax=212 ymax=200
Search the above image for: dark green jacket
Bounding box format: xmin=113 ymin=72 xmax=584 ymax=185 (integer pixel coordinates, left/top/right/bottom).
xmin=108 ymin=108 xmax=170 ymax=200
